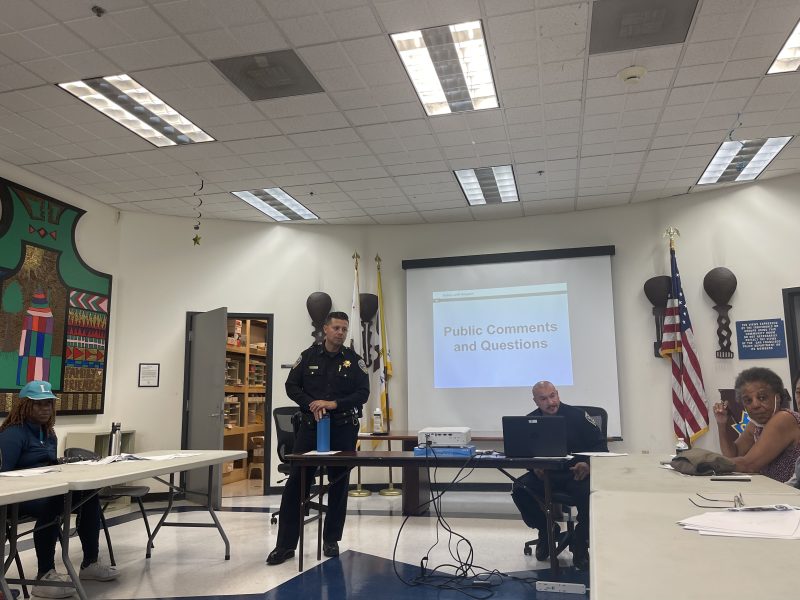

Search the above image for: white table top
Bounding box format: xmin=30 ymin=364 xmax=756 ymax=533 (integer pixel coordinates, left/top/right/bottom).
xmin=1 ymin=450 xmax=246 ymax=493
xmin=590 ymin=453 xmax=797 ymax=494
xmin=0 ymin=477 xmax=68 ymax=505
xmin=590 ymin=488 xmax=800 ymax=600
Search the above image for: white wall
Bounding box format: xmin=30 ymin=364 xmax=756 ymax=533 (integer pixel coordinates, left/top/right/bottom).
xmin=3 ymin=156 xmax=800 ymax=486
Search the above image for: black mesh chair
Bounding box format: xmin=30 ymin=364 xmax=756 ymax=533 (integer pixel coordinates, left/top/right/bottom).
xmin=64 ymin=447 xmax=152 ymax=566
xmin=270 ymin=406 xmax=326 ymax=525
xmin=522 ymin=406 xmax=608 ymax=559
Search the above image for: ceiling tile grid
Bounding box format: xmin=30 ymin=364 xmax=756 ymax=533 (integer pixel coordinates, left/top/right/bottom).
xmin=0 ymin=0 xmax=797 ymax=223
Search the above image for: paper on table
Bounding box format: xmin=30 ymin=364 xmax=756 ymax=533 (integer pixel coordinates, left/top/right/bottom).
xmin=678 ymin=507 xmax=800 ymax=539
xmin=303 ymin=450 xmax=341 ymax=455
xmin=69 ymin=452 xmax=202 ymax=465
xmin=0 ymin=465 xmax=61 ymax=477
xmin=576 ymin=452 xmax=628 ymax=457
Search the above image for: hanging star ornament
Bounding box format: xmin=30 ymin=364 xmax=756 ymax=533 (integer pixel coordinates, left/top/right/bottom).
xmin=192 ymin=234 xmax=201 ymax=246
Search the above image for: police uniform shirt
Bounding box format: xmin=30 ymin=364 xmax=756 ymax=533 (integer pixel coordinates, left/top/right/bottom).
xmin=0 ymin=421 xmax=57 ymax=472
xmin=529 ymin=402 xmax=608 ymax=458
xmin=286 ymin=343 xmax=369 ymax=416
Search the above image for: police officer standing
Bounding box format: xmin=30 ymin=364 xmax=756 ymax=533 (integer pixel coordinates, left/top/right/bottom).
xmin=510 ymin=380 xmax=607 ymax=571
xmin=267 ymin=311 xmax=369 ymax=565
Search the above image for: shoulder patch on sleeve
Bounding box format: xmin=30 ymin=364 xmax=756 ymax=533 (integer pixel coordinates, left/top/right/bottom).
xmin=585 ymin=411 xmax=600 ymax=429
xmin=358 ymin=359 xmax=368 ymax=374
xmin=292 ymin=355 xmax=302 ymax=369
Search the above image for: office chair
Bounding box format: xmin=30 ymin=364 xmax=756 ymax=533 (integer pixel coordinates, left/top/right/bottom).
xmin=522 ymin=406 xmax=608 ymax=559
xmin=63 ymin=447 xmax=152 ymax=566
xmin=269 ymin=406 xmax=326 ymax=525
xmin=4 ymin=509 xmax=42 ymax=598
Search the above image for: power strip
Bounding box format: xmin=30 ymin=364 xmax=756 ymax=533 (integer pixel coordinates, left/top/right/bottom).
xmin=535 ymin=581 xmax=587 ymax=595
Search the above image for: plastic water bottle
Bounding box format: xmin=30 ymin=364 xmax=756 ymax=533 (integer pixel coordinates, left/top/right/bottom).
xmin=316 ymin=414 xmax=330 ymax=452
xmin=372 ymin=408 xmax=383 ymax=433
xmin=675 ymin=438 xmax=689 ymax=454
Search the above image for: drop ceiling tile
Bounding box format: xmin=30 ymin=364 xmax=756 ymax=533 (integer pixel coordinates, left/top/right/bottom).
xmin=583 ymin=113 xmax=621 ymax=131
xmin=2 ymin=1 xmax=56 ymax=30
xmin=633 ymin=45 xmax=683 ymax=71
xmin=651 ymin=134 xmax=689 ymax=149
xmin=107 ymin=6 xmax=176 ymax=41
xmin=541 ymin=80 xmax=583 ymax=103
xmin=745 ymin=5 xmax=800 ymax=36
xmin=702 ymin=97 xmax=747 ymax=116
xmin=587 ymin=52 xmax=635 ymax=79
xmin=0 ymin=33 xmax=48 ymax=62
xmin=278 ymin=14 xmax=338 ymax=46
xmin=668 ymin=84 xmax=714 ymax=105
xmin=342 ymin=36 xmax=398 ymax=65
xmin=691 ymin=11 xmax=749 ymax=43
xmin=315 ymin=66 xmax=365 ymax=92
xmin=297 ymin=43 xmax=349 ymax=71
xmin=731 ymin=33 xmax=786 ymax=61
xmin=492 ymin=41 xmax=539 ymax=69
xmin=719 ymin=57 xmax=773 ymax=81
xmin=622 ymin=108 xmax=660 ymax=127
xmin=541 ymin=59 xmax=584 ymax=84
xmin=326 ymin=6 xmax=382 ymax=38
xmin=681 ymin=40 xmax=736 ymax=67
xmin=487 ymin=11 xmax=538 ymax=41
xmin=673 ymin=63 xmax=725 ymax=87
xmin=746 ymin=93 xmax=790 ymax=112
xmin=500 ymin=86 xmax=541 ymax=108
xmin=625 ymin=89 xmax=668 ymax=111
xmin=496 ymin=65 xmax=539 ymax=90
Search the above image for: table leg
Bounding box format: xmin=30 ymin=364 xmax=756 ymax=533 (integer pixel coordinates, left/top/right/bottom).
xmin=316 ymin=470 xmax=323 ymax=562
xmin=60 ymin=493 xmax=88 ymax=600
xmin=298 ymin=467 xmax=306 ymax=572
xmin=204 ymin=465 xmax=231 ymax=560
xmin=401 ymin=440 xmax=430 ymax=516
xmin=542 ymin=471 xmax=560 ymax=578
xmin=0 ymin=505 xmax=14 ymax=600
xmin=146 ymin=473 xmax=175 ymax=559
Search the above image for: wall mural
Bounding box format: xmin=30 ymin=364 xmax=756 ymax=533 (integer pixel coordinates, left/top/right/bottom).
xmin=0 ymin=177 xmax=112 ymax=415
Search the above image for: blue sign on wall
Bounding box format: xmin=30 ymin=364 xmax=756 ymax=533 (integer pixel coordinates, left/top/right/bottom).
xmin=736 ymin=319 xmax=787 ymax=359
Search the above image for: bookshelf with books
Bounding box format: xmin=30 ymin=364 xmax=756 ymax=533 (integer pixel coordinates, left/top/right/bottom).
xmin=222 ymin=318 xmax=271 ymax=488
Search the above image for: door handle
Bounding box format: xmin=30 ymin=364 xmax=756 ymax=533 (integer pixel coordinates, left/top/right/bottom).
xmin=210 ymin=413 xmax=220 ymax=417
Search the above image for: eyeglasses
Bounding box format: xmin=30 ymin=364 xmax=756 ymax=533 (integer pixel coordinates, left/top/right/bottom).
xmin=688 ymin=492 xmax=744 ymax=509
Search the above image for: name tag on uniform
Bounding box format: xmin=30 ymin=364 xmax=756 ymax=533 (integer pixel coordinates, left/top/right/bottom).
xmin=308 ymin=365 xmax=319 ymax=370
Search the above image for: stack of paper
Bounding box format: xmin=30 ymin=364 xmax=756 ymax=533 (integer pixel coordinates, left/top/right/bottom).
xmin=678 ymin=505 xmax=800 ymax=539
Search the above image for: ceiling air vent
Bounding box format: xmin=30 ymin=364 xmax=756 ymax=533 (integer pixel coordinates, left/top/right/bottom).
xmin=589 ymin=0 xmax=699 ymax=55
xmin=212 ymin=50 xmax=323 ymax=101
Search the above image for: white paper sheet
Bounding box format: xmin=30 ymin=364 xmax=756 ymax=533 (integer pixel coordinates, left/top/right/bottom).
xmin=303 ymin=450 xmax=341 ymax=455
xmin=576 ymin=452 xmax=628 ymax=457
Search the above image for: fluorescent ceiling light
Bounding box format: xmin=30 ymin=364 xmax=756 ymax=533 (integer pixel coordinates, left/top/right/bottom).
xmin=392 ymin=20 xmax=498 ymax=116
xmin=455 ymin=165 xmax=519 ymax=205
xmin=232 ymin=188 xmax=318 ymax=221
xmin=767 ymin=19 xmax=800 ymax=74
xmin=697 ymin=137 xmax=792 ymax=185
xmin=58 ymin=74 xmax=213 ymax=147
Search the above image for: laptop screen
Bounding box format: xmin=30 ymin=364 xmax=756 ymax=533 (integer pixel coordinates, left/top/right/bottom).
xmin=502 ymin=415 xmax=568 ymax=457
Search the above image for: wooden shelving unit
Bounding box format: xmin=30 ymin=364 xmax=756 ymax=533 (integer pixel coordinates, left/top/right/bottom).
xmin=222 ymin=318 xmax=270 ymax=486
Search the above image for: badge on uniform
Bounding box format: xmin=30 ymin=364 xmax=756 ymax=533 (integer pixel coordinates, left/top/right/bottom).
xmin=342 ymin=360 xmax=351 ymax=368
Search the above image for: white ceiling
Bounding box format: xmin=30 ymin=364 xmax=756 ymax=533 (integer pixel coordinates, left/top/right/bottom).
xmin=0 ymin=0 xmax=799 ymax=225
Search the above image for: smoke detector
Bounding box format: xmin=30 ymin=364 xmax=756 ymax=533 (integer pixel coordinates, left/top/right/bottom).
xmin=617 ymin=65 xmax=647 ymax=84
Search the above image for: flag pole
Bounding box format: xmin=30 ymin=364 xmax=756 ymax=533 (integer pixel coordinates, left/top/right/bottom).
xmin=376 ymin=254 xmax=401 ymax=496
xmin=348 ymin=250 xmax=371 ymax=498
xmin=663 ymin=226 xmax=690 ymax=443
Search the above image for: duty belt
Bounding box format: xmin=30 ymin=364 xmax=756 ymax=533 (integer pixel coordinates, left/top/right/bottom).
xmin=299 ymin=409 xmax=359 ymax=427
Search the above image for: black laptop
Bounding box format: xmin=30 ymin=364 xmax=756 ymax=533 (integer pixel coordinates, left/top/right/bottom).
xmin=502 ymin=415 xmax=568 ymax=458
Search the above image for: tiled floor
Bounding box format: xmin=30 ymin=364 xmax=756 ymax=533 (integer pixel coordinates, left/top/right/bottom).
xmin=8 ymin=491 xmax=587 ymax=599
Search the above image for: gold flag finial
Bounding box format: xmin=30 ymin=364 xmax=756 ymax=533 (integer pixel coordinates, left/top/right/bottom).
xmin=352 ymin=251 xmax=360 ymax=268
xmin=375 ymin=254 xmax=382 ymax=269
xmin=663 ymin=226 xmax=680 ymax=250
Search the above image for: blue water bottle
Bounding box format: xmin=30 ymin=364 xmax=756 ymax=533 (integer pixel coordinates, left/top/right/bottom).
xmin=316 ymin=414 xmax=330 ymax=452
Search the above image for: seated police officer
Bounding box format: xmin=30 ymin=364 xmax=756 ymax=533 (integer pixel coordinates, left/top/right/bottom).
xmin=510 ymin=380 xmax=607 ymax=571
xmin=267 ymin=311 xmax=369 ymax=565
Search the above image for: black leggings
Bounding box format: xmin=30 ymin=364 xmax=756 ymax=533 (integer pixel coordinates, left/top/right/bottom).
xmin=20 ymin=490 xmax=102 ymax=576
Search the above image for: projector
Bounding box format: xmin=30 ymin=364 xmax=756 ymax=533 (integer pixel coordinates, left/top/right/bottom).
xmin=417 ymin=427 xmax=472 ymax=447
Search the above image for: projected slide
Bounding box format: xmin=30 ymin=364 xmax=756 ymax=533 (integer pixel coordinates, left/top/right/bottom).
xmin=433 ymin=283 xmax=573 ymax=388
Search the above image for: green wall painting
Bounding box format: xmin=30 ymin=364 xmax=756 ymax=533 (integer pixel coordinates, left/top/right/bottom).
xmin=0 ymin=177 xmax=112 ymax=415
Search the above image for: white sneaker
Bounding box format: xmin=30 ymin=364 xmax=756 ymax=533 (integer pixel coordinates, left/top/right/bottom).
xmin=32 ymin=569 xmax=74 ymax=598
xmin=79 ymin=561 xmax=119 ymax=581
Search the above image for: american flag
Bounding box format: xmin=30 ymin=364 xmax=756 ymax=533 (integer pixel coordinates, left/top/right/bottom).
xmin=659 ymin=245 xmax=710 ymax=441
